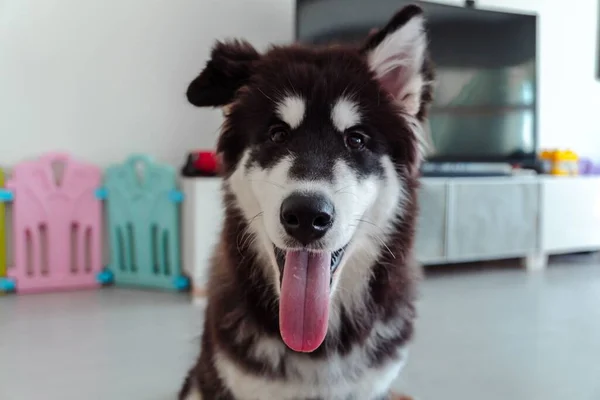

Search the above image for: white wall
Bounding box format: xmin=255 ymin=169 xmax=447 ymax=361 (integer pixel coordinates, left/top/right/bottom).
xmin=481 ymin=0 xmax=600 ymax=156
xmin=0 ymin=0 xmax=293 ymax=167
xmin=1 ymin=0 xmax=600 ymax=167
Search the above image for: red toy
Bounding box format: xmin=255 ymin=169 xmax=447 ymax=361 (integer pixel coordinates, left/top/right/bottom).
xmin=181 ymin=150 xmax=219 ymax=177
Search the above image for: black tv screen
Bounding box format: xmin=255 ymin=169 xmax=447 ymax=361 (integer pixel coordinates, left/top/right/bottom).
xmin=296 ymin=0 xmax=538 ymax=163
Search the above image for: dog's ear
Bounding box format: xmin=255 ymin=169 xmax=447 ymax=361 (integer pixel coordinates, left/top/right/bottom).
xmin=362 ymin=5 xmax=431 ymax=118
xmin=186 ymin=40 xmax=261 ymax=107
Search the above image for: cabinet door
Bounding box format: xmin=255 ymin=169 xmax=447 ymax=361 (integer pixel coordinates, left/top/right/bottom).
xmin=415 ymin=181 xmax=448 ymax=263
xmin=541 ymin=177 xmax=600 ymax=252
xmin=448 ymin=181 xmax=538 ymax=260
xmin=181 ymin=178 xmax=223 ymax=285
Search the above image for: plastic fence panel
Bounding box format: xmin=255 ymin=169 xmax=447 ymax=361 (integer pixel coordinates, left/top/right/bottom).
xmin=102 ymin=154 xmax=187 ymax=290
xmin=0 ymin=169 xmax=6 ymax=278
xmin=0 ymin=153 xmax=103 ymax=293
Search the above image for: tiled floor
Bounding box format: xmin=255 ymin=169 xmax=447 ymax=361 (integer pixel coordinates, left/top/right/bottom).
xmin=1 ymin=258 xmax=600 ymax=400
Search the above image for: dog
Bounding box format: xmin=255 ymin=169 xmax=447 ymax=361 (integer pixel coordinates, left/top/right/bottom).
xmin=180 ymin=5 xmax=434 ymax=399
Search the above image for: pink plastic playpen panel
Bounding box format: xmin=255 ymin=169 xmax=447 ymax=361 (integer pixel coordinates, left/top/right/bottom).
xmin=6 ymin=153 xmax=103 ymax=293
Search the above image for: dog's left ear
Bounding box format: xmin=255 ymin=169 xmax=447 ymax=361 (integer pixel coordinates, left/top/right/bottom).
xmin=186 ymin=40 xmax=261 ymax=107
xmin=362 ymin=5 xmax=431 ymax=118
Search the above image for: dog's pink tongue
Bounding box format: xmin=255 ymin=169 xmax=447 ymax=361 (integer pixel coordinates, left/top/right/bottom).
xmin=279 ymin=250 xmax=330 ymax=353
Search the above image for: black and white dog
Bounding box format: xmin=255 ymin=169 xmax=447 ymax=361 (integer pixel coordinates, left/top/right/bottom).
xmin=180 ymin=5 xmax=434 ymax=400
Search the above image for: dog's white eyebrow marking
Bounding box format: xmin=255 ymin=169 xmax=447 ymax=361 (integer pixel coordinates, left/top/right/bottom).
xmin=275 ymin=95 xmax=306 ymax=129
xmin=332 ymin=97 xmax=361 ymax=132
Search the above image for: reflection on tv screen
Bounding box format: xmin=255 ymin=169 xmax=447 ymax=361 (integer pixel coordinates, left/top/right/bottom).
xmin=297 ymin=0 xmax=537 ymax=162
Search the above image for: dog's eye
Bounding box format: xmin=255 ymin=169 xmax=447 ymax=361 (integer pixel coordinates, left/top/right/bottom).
xmin=269 ymin=125 xmax=290 ymax=144
xmin=344 ymin=130 xmax=368 ymax=150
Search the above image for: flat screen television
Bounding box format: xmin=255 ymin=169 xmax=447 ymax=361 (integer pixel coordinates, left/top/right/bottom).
xmin=295 ymin=0 xmax=538 ymax=164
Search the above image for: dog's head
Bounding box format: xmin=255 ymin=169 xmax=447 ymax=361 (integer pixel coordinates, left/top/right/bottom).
xmin=187 ymin=5 xmax=433 ymax=353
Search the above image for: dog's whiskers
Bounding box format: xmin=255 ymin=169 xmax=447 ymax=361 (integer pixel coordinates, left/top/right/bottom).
xmin=248 ymin=179 xmax=285 ymax=190
xmin=257 ymin=87 xmax=275 ymax=102
xmin=354 ymin=218 xmax=396 ymax=259
xmin=335 ymin=191 xmax=360 ymax=201
xmin=287 ymin=77 xmax=298 ymax=96
xmin=334 ymin=185 xmax=357 ymax=194
xmin=236 ymin=212 xmax=264 ymax=257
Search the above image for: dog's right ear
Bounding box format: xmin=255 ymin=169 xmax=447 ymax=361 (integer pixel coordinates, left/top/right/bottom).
xmin=186 ymin=40 xmax=261 ymax=107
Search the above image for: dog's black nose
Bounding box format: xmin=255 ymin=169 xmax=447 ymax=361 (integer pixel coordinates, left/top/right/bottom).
xmin=280 ymin=193 xmax=334 ymax=245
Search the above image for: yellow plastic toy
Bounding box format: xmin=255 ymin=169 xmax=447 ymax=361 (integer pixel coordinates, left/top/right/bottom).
xmin=539 ymin=149 xmax=579 ymax=176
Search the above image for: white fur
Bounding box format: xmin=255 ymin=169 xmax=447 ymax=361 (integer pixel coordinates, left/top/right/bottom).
xmin=330 ymin=156 xmax=406 ymax=330
xmin=183 ymin=384 xmax=203 ymax=400
xmin=404 ymin=112 xmax=430 ymax=168
xmin=215 ymin=334 xmax=408 ymax=400
xmin=251 ymin=335 xmax=287 ymax=366
xmin=367 ymin=15 xmax=427 ymax=117
xmin=331 ymin=97 xmax=361 ymax=132
xmin=275 ymin=95 xmax=306 ymax=129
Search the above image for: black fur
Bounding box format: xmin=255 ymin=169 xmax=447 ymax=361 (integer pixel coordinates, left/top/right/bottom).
xmin=187 ymin=40 xmax=260 ymax=107
xmin=233 ymin=46 xmax=391 ymax=181
xmin=361 ymin=5 xmax=424 ymax=53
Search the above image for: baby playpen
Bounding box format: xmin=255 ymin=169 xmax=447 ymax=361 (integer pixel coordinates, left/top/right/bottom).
xmin=0 ymin=152 xmax=189 ymax=294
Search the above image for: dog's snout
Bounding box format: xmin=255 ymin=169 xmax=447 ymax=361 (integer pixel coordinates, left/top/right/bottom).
xmin=280 ymin=193 xmax=334 ymax=245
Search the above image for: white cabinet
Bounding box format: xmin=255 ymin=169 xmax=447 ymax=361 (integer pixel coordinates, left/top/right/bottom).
xmin=181 ymin=177 xmax=223 ymax=304
xmin=447 ymin=179 xmax=539 ymax=260
xmin=539 ymin=176 xmax=600 ymax=253
xmin=416 ymin=177 xmax=540 ymax=265
xmin=417 ymin=175 xmax=600 ymax=268
xmin=415 ymin=180 xmax=448 ymax=263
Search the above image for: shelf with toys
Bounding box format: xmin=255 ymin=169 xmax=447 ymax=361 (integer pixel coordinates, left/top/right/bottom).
xmin=539 ymin=148 xmax=600 ymax=177
xmin=417 ymin=148 xmax=600 ymax=270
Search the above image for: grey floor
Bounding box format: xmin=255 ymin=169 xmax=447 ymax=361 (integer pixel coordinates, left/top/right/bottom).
xmin=1 ymin=258 xmax=600 ymax=400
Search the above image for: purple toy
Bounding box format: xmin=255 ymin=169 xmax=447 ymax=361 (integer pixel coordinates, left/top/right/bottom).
xmin=579 ymin=158 xmax=600 ymax=175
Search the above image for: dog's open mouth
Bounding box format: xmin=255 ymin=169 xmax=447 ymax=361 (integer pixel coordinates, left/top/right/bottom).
xmin=274 ymin=245 xmax=347 ymax=286
xmin=274 ymin=245 xmax=347 ymax=354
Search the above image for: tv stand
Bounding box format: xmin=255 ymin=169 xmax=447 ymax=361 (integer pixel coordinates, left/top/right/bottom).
xmin=415 ymin=176 xmax=539 ymax=268
xmin=181 ymin=175 xmax=600 ymax=303
xmin=421 ymin=162 xmax=513 ymax=177
xmin=415 ymin=175 xmax=600 ymax=270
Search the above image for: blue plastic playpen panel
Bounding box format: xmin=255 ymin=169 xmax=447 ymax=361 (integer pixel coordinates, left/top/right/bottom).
xmin=102 ymin=155 xmax=187 ymax=290
xmin=0 ymin=169 xmax=7 ymax=280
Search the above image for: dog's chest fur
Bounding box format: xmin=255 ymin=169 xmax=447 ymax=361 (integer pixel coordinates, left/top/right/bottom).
xmin=214 ymin=332 xmax=407 ymax=400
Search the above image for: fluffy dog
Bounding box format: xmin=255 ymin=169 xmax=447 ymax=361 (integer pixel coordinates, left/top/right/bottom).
xmin=180 ymin=5 xmax=434 ymax=399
